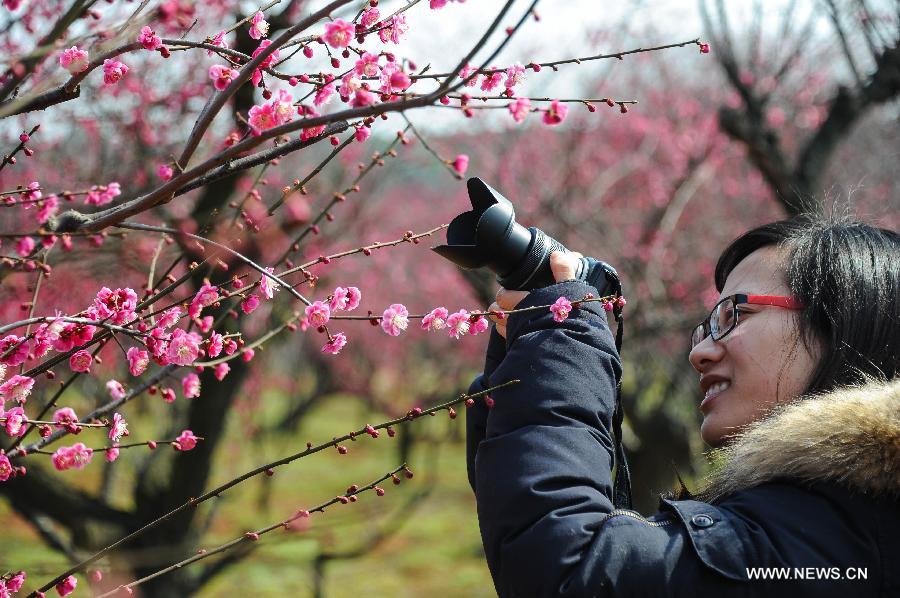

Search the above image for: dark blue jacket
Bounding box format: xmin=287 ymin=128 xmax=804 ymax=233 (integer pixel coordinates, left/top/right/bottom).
xmin=466 ymin=280 xmax=900 ymax=597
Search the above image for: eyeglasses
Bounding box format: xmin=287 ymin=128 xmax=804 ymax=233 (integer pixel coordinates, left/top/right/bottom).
xmin=690 ymin=294 xmax=804 ymax=349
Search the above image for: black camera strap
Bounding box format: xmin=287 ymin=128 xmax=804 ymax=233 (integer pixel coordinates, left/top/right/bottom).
xmin=608 ymin=273 xmax=632 ymax=511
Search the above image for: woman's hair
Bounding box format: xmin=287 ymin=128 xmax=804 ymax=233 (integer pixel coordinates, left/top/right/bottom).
xmin=714 ymin=214 xmax=900 ymax=395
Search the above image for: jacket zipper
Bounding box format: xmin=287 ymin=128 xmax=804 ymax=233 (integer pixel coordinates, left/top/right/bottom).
xmin=601 ymin=509 xmax=676 ymax=527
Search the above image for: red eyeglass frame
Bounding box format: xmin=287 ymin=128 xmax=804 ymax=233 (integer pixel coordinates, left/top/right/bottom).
xmin=691 ymin=293 xmax=805 ymax=348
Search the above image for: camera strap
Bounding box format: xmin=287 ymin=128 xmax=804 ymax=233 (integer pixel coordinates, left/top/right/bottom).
xmin=608 ymin=275 xmax=633 ymax=510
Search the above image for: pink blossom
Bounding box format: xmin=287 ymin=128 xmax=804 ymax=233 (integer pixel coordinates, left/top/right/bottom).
xmin=452 ymin=154 xmax=469 ymax=176
xmin=305 ymin=301 xmax=330 ymax=327
xmin=102 ymin=59 xmax=129 ymax=85
xmin=299 ymin=106 xmax=326 ymax=140
xmin=314 ymin=82 xmax=335 ymax=106
xmin=250 ymin=40 xmax=280 ymax=87
xmin=345 ymin=287 xmax=362 ymax=310
xmin=224 ymin=338 xmax=238 ymax=355
xmin=248 ymin=11 xmax=269 ymax=40
xmin=214 ymin=362 xmax=230 ymax=381
xmin=446 ymin=309 xmax=471 ymax=339
xmin=52 ymin=443 xmax=92 ymax=471
xmin=381 ymin=304 xmax=409 ymax=336
xmin=127 ymin=347 xmax=149 ymax=376
xmin=338 ymin=73 xmax=362 ymax=98
xmin=174 ymin=429 xmax=199 ymax=451
xmin=166 ymin=329 xmax=202 ymax=366
xmin=189 ymin=283 xmax=219 ymax=318
xmin=352 ymin=88 xmax=376 ymax=107
xmin=248 ymin=102 xmax=279 ymax=136
xmin=389 ymin=70 xmax=411 ymax=92
xmin=0 ymin=453 xmax=13 ymax=482
xmin=94 ymin=287 xmax=138 ymax=325
xmin=480 ymin=69 xmax=503 ymax=92
xmin=53 ymin=407 xmax=79 ymax=433
xmin=361 ymin=8 xmax=380 ymax=28
xmin=105 ymin=446 xmax=120 ymax=462
xmin=505 ymin=63 xmax=526 ymax=89
xmin=138 ymin=26 xmax=163 ymax=50
xmin=20 ymin=180 xmax=41 ymax=201
xmin=329 ymin=287 xmax=349 ymax=311
xmin=241 ymin=294 xmax=260 ymax=314
xmin=106 ymin=380 xmax=127 ymax=400
xmin=37 ymin=194 xmax=59 ymax=224
xmin=182 ymin=373 xmax=201 ymax=398
xmin=52 ymin=321 xmax=95 ymax=352
xmin=509 ymin=97 xmax=531 ymax=123
xmin=197 ymin=315 xmax=213 ymax=334
xmin=459 ymin=64 xmax=479 ymax=87
xmin=16 ymin=236 xmax=34 ymax=257
xmin=430 ymin=0 xmax=449 ymax=7
xmin=355 ymin=126 xmax=371 ymax=142
xmin=4 ymin=406 xmax=26 ymax=437
xmin=56 ymin=575 xmax=77 ymax=596
xmin=354 ymin=52 xmax=380 ymax=77
xmin=272 ymin=90 xmax=294 ymax=125
xmin=158 ymin=163 xmax=174 ymax=180
xmin=85 ymin=182 xmax=121 ymax=206
xmin=550 ymin=296 xmax=573 ymax=322
xmin=207 ymin=332 xmax=224 ymax=357
xmin=146 ymin=327 xmax=168 ymax=360
xmin=322 ymin=332 xmax=347 ymax=355
xmin=108 ymin=412 xmax=128 ymax=442
xmin=161 ymin=387 xmax=176 ymax=403
xmin=0 ymin=335 xmax=28 ymax=366
xmin=207 ymin=31 xmax=228 ymax=56
xmin=700 ymin=42 xmax=711 ymax=54
xmin=6 ymin=572 xmax=24 ymax=593
xmin=543 ymin=99 xmax=568 ymax=125
xmin=260 ymin=266 xmax=280 ymax=299
xmin=469 ymin=313 xmax=490 ymax=335
xmin=0 ymin=375 xmax=34 ymax=403
xmin=59 ymin=46 xmax=89 ymax=74
xmin=158 ymin=306 xmax=182 ymax=328
xmin=209 ymin=64 xmax=238 ymax=91
xmin=323 ymin=18 xmax=354 ymax=48
xmin=69 ymin=349 xmax=93 ymax=372
xmin=378 ymin=14 xmax=408 ymax=44
xmin=421 ymin=307 xmax=449 ymax=331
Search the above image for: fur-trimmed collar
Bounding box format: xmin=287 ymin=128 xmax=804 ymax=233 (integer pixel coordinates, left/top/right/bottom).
xmin=695 ymin=378 xmax=900 ymax=503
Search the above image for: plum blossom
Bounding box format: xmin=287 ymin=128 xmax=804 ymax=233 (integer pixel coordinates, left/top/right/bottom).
xmin=158 ymin=306 xmax=182 ymax=328
xmin=59 ymin=46 xmax=89 ymax=74
xmin=161 ymin=387 xmax=176 ymax=403
xmin=459 ymin=64 xmax=479 ymax=87
xmin=322 ymin=332 xmax=347 ymax=355
xmin=37 ymin=193 xmax=59 ymax=224
xmin=166 ymin=329 xmax=202 ymax=366
xmin=214 ymin=362 xmax=230 ymax=381
xmin=85 ymin=181 xmax=121 ymax=206
xmin=15 ymin=236 xmax=34 ymax=257
xmin=446 ymin=309 xmax=471 ymax=339
xmin=105 ymin=446 xmax=120 ymax=462
xmin=250 ymin=40 xmax=280 ymax=87
xmin=468 ymin=313 xmax=490 ymax=336
xmin=108 ymin=412 xmax=128 ymax=442
xmin=241 ymin=294 xmax=260 ymax=314
xmin=299 ymin=106 xmax=326 ymax=141
xmin=53 ymin=407 xmax=79 ymax=432
xmin=127 ymin=347 xmax=149 ymax=376
xmin=206 ymin=31 xmax=228 ymax=56
xmin=20 ymin=180 xmax=41 ymax=201
xmin=52 ymin=443 xmax=92 ymax=471
xmin=94 ymin=287 xmax=138 ymax=325
xmin=338 ymin=73 xmax=362 ymax=98
xmin=69 ymin=349 xmax=93 ymax=372
xmin=355 ymin=126 xmax=371 ymax=142
xmin=378 ymin=14 xmax=408 ymax=44
xmin=0 ymin=375 xmax=34 ymax=403
xmin=189 ymin=283 xmax=219 ymax=318
xmin=452 ymin=154 xmax=469 ymax=176
xmin=361 ymin=8 xmax=380 ymax=28
xmin=248 ymin=11 xmax=269 ymax=39
xmin=354 ymin=52 xmax=380 ymax=77
xmin=4 ymin=406 xmax=26 ymax=437
xmin=0 ymin=335 xmax=28 ymax=366
xmin=56 ymin=575 xmax=77 ymax=597
xmin=550 ymin=296 xmax=573 ymax=322
xmin=314 ymin=82 xmax=335 ymax=106
xmin=421 ymin=307 xmax=449 ymax=331
xmin=480 ymin=68 xmax=504 ymax=92
xmin=5 ymin=571 xmax=24 ymax=593
xmin=102 ymin=59 xmax=129 ymax=85
xmin=209 ymin=64 xmax=239 ymax=91
xmin=224 ymin=338 xmax=238 ymax=355
xmin=248 ymin=102 xmax=279 ymax=136
xmin=182 ymin=373 xmax=201 ymax=398
xmin=381 ymin=304 xmax=409 ymax=336
xmin=323 ymin=18 xmax=354 ymax=48
xmin=345 ymin=287 xmax=362 ymax=310
xmin=106 ymin=380 xmax=127 ymax=400
xmin=305 ymin=301 xmax=330 ymax=327
xmin=0 ymin=453 xmax=13 ymax=482
xmin=509 ymin=97 xmax=531 ymax=123
xmin=138 ymin=26 xmax=163 ymax=50
xmin=329 ymin=287 xmax=351 ymax=311
xmin=174 ymin=429 xmax=199 ymax=451
xmin=543 ymin=99 xmax=568 ymax=125
xmin=352 ymin=88 xmax=376 ymax=107
xmin=207 ymin=332 xmax=224 ymax=357
xmin=272 ymin=90 xmax=294 ymax=125
xmin=505 ymin=63 xmax=526 ymax=89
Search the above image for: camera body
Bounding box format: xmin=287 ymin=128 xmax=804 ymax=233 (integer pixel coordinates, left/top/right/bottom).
xmin=432 ymin=177 xmax=621 ymax=297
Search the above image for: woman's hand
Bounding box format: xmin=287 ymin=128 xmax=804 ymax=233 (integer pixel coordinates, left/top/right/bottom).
xmin=488 ymin=251 xmax=583 ymax=338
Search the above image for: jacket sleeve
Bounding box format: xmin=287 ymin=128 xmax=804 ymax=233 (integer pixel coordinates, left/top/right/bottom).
xmin=467 ymin=280 xmax=884 ymax=597
xmin=466 ymin=325 xmax=507 ymax=493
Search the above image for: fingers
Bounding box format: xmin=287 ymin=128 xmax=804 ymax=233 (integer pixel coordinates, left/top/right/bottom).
xmin=550 ymin=251 xmax=583 ymax=283
xmin=488 ymin=301 xmax=507 ymax=339
xmin=494 ymin=287 xmax=529 ymax=311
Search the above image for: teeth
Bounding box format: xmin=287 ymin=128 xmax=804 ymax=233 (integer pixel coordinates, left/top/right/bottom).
xmin=705 ymin=381 xmax=730 ymax=398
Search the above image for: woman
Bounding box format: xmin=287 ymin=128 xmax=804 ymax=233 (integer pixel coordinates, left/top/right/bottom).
xmin=466 ymin=215 xmax=900 ymax=597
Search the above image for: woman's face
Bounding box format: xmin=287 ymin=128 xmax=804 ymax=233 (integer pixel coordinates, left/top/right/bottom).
xmin=688 ymin=246 xmax=821 ymax=447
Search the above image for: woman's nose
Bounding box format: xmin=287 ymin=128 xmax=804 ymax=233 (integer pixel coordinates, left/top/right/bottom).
xmin=688 ymin=334 xmax=726 ymax=372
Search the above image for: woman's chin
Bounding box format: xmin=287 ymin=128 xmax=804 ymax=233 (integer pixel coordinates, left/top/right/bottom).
xmin=699 ymin=418 xmax=726 ymax=448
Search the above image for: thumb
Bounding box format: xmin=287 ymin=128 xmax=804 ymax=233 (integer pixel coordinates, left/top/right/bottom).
xmin=550 ymin=251 xmax=582 ymax=283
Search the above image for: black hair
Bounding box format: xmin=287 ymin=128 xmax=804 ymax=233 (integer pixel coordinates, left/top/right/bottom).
xmin=714 ymin=214 xmax=900 ymax=395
